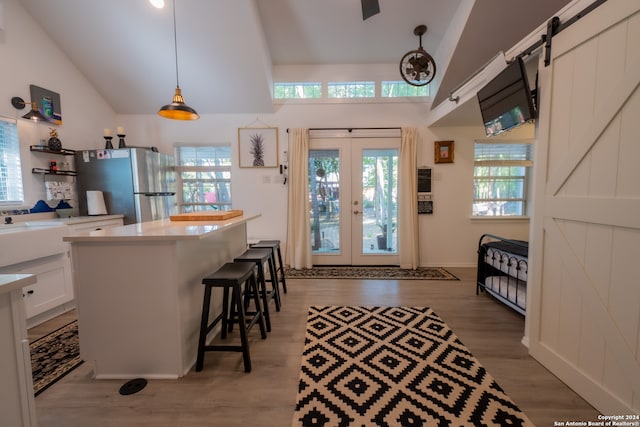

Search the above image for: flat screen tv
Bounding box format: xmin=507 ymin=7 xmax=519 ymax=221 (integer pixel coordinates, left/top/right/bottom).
xmin=477 ymin=56 xmax=536 ymax=137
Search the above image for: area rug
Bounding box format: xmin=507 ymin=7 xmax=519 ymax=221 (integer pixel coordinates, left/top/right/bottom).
xmin=292 ymin=306 xmax=533 ymax=426
xmin=30 ymin=320 xmax=83 ymax=396
xmin=284 ymin=266 xmax=458 ymax=280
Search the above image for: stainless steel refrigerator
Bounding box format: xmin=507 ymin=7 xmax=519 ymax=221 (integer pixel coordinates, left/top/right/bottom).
xmin=75 ymin=148 xmax=176 ymax=224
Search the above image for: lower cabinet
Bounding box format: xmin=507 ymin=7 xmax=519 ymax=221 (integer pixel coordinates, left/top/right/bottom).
xmin=2 ymin=217 xmax=124 ymax=327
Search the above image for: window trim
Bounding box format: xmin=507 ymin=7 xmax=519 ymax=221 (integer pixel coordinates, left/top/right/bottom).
xmin=472 ymin=139 xmax=534 ymax=218
xmin=174 ymin=144 xmax=232 ymax=212
xmin=0 ymin=117 xmax=24 ymax=206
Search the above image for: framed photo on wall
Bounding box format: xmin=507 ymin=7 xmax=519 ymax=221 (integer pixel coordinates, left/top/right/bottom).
xmin=434 ymin=140 xmax=454 ymax=164
xmin=238 ymin=127 xmax=278 ymax=168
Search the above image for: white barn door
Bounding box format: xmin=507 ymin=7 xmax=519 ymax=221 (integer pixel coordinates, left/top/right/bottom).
xmin=529 ymin=0 xmax=640 ymax=414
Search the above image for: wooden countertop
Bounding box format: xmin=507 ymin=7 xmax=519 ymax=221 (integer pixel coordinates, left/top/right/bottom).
xmin=63 ymin=213 xmax=261 ymax=243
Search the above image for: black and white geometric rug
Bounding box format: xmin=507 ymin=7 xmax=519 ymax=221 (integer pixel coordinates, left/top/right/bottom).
xmin=292 ymin=306 xmax=533 ymax=426
xmin=284 ymin=266 xmax=458 ymax=281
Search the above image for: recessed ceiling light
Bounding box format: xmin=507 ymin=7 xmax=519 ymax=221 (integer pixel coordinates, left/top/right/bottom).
xmin=149 ymin=0 xmax=165 ymax=8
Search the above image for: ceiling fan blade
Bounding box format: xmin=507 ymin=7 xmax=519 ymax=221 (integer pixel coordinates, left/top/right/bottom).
xmin=361 ymin=0 xmax=380 ymax=20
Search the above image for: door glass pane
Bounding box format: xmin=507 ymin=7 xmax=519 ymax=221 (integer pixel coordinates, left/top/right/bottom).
xmin=309 ymin=150 xmax=340 ymax=253
xmin=362 ymin=149 xmax=398 ymax=254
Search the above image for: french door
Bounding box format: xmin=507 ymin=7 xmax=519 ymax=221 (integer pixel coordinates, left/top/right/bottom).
xmin=309 ymin=135 xmax=400 ymax=266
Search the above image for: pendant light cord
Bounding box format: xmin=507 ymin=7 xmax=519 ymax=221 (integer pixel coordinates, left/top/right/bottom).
xmin=172 ymin=0 xmax=180 ymax=89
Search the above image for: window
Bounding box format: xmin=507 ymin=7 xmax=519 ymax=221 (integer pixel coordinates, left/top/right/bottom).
xmin=327 ymin=81 xmax=375 ymax=98
xmin=381 ymin=81 xmax=429 ymax=97
xmin=0 ymin=117 xmax=24 ymax=205
xmin=175 ymin=145 xmax=232 ymax=212
xmin=473 ymin=141 xmax=533 ymax=217
xmin=274 ymin=82 xmax=322 ymax=99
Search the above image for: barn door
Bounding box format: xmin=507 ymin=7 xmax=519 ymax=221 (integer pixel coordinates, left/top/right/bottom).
xmin=528 ymin=0 xmax=640 ymax=414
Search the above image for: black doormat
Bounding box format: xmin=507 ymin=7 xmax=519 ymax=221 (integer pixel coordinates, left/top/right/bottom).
xmin=284 ymin=266 xmax=459 ymax=280
xmin=30 ymin=320 xmax=83 ymax=396
xmin=293 ymin=306 xmax=533 ymax=426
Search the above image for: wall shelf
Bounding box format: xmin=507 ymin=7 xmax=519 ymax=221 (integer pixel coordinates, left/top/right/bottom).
xmin=30 ymin=145 xmax=76 ymax=156
xmin=32 ymin=167 xmax=77 ymax=176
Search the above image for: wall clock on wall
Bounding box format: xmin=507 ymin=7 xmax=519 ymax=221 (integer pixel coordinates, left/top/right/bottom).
xmin=399 ymin=25 xmax=436 ymax=87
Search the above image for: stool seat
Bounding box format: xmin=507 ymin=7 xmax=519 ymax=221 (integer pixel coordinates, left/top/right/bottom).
xmin=203 ymin=262 xmax=256 ymax=286
xmin=252 ymin=240 xmax=287 ymax=295
xmin=196 ymin=262 xmax=267 ymax=373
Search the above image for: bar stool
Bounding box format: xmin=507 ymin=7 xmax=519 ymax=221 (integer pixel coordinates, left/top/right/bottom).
xmin=252 ymin=240 xmax=287 ymax=295
xmin=196 ymin=262 xmax=267 ymax=373
xmin=234 ymin=248 xmax=280 ymax=332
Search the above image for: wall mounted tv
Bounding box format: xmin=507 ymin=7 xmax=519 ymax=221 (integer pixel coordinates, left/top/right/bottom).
xmin=477 ymin=56 xmax=537 ymax=137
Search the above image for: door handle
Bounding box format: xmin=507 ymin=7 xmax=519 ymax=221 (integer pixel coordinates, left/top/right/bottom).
xmin=353 ymin=210 xmax=361 ymax=215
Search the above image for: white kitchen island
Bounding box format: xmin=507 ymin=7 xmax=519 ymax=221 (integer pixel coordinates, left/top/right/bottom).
xmin=64 ymin=213 xmax=259 ymax=379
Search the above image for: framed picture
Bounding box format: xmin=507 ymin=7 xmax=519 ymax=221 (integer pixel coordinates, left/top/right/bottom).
xmin=238 ymin=127 xmax=278 ymax=168
xmin=30 ymin=84 xmax=63 ymax=125
xmin=434 ymin=140 xmax=454 ymax=164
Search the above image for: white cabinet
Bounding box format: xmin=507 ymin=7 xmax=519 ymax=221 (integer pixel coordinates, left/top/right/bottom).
xmin=0 ymin=216 xmax=123 ymax=327
xmin=0 ymin=274 xmax=38 ymax=427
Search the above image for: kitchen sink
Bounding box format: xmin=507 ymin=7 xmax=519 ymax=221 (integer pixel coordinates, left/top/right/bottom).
xmin=0 ymin=221 xmax=67 ymax=268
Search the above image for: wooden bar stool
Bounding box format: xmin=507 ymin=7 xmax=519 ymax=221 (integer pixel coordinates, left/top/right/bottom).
xmin=196 ymin=262 xmax=267 ymax=373
xmin=252 ymin=240 xmax=287 ymax=295
xmin=233 ymin=248 xmax=280 ymax=332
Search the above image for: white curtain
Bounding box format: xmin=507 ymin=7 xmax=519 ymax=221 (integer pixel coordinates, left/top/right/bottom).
xmin=285 ymin=128 xmax=312 ymax=269
xmin=398 ymin=127 xmax=419 ymax=269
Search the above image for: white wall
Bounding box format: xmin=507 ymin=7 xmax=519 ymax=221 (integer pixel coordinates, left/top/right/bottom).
xmin=0 ymin=0 xmax=116 ymax=210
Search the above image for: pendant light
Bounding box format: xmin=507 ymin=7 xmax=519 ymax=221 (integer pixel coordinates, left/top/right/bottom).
xmin=158 ymin=0 xmax=199 ymax=120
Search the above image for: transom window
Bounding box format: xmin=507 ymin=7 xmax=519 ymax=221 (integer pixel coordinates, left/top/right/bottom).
xmin=175 ymin=145 xmax=232 ymax=212
xmin=0 ymin=117 xmax=24 ymax=205
xmin=381 ymin=81 xmax=429 ymax=97
xmin=274 ymin=82 xmax=322 ymax=99
xmin=473 ymin=141 xmax=533 ymax=217
xmin=327 ymin=81 xmax=375 ymax=98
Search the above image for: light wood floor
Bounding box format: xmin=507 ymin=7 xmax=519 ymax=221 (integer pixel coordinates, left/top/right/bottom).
xmin=32 ymin=268 xmax=598 ymax=426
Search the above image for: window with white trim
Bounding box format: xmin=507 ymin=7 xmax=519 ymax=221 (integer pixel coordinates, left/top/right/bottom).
xmin=327 ymin=81 xmax=375 ymax=98
xmin=0 ymin=117 xmax=24 ymax=205
xmin=274 ymin=82 xmax=322 ymax=99
xmin=473 ymin=141 xmax=533 ymax=217
xmin=381 ymin=81 xmax=429 ymax=97
xmin=175 ymin=145 xmax=232 ymax=212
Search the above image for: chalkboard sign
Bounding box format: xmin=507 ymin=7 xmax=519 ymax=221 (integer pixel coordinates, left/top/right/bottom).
xmin=418 ymin=168 xmax=431 ymax=193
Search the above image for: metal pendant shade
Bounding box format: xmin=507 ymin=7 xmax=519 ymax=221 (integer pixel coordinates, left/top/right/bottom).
xmin=158 ymin=0 xmax=199 ymax=120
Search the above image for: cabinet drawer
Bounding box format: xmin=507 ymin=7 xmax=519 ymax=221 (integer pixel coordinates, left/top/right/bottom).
xmin=68 ymin=219 xmax=123 ymax=233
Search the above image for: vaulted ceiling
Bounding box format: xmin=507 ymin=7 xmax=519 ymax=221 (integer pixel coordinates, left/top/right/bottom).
xmin=19 ymin=0 xmax=571 ymax=118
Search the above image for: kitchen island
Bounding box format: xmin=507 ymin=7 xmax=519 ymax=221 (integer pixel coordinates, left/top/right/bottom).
xmin=64 ymin=213 xmax=259 ymax=379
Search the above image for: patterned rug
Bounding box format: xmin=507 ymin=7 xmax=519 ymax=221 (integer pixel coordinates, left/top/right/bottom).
xmin=293 ymin=306 xmax=533 ymax=426
xmin=30 ymin=320 xmax=83 ymax=396
xmin=284 ymin=266 xmax=459 ymax=280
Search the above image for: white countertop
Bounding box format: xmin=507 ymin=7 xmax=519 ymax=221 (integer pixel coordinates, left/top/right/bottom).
xmin=63 ymin=213 xmax=260 ymax=242
xmin=0 ymin=274 xmax=37 ymax=295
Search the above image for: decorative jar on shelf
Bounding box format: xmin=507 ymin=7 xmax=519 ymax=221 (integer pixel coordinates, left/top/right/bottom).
xmin=47 ymin=128 xmax=62 ymax=151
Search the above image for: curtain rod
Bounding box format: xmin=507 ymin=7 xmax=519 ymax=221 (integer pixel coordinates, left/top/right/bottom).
xmin=286 ymin=127 xmax=400 ymax=133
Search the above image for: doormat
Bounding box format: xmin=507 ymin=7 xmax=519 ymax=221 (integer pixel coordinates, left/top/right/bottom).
xmin=284 ymin=266 xmax=459 ymax=280
xmin=30 ymin=320 xmax=83 ymax=396
xmin=293 ymin=306 xmax=533 ymax=426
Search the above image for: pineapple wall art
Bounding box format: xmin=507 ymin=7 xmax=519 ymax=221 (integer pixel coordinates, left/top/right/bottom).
xmin=238 ymin=127 xmax=278 ymax=168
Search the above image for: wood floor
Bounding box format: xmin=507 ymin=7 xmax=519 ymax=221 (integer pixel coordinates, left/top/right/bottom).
xmin=32 ymin=268 xmax=598 ymax=426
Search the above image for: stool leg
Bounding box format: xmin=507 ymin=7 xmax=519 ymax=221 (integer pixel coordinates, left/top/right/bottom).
xmin=233 ymin=284 xmax=252 ymax=373
xmin=276 ymin=246 xmax=287 ymax=294
xmin=196 ymin=285 xmax=213 ymax=372
xmin=256 ymin=263 xmax=272 ymax=332
xmin=268 ymin=254 xmax=281 ymax=311
xmin=248 ymin=273 xmax=267 ymax=339
xmin=221 ymin=286 xmax=230 ymax=339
